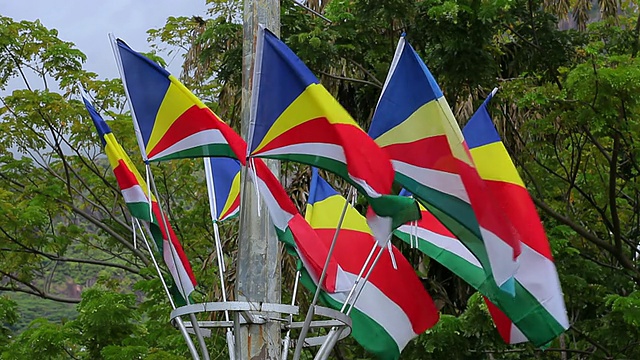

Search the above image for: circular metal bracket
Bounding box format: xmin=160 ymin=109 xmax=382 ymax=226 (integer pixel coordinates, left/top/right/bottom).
xmin=286 ymin=305 xmax=352 ymax=347
xmin=170 ymin=301 xmax=352 ymax=347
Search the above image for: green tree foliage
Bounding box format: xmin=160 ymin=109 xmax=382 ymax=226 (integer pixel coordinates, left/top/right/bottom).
xmin=1 ymin=285 xmax=200 ymax=359
xmin=0 ymin=296 xmax=18 ymax=345
xmin=0 ymin=16 xmax=150 ymax=305
xmin=492 ymin=16 xmax=640 ymax=357
xmin=0 ymin=14 xmax=224 ymax=358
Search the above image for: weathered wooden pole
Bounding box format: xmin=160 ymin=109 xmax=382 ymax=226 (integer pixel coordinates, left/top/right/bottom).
xmin=235 ymin=0 xmax=281 ymax=359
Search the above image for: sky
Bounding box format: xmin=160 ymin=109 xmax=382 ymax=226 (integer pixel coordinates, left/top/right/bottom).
xmin=2 ymin=0 xmax=208 ymax=81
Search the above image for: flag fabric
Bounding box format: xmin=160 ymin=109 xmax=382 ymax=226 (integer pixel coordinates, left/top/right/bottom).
xmin=394 ymin=195 xmax=568 ymax=346
xmin=248 ymin=158 xmax=349 ymax=293
xmin=305 ymin=169 xmax=439 ymax=359
xmin=395 ymin=189 xmax=486 ymax=288
xmin=207 ymin=157 xmax=241 ymax=222
xmin=484 ymin=300 xmax=529 ymax=344
xmin=246 ymin=26 xmax=420 ymax=246
xmin=462 ymin=89 xmax=569 ymax=343
xmin=368 ymin=35 xmax=520 ymax=290
xmin=114 ymin=39 xmax=246 ymax=162
xmin=84 ymin=96 xmax=197 ymax=303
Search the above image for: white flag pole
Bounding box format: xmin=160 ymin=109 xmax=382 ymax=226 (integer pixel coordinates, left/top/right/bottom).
xmin=109 ymin=34 xmax=209 ymax=360
xmin=109 ymin=32 xmax=210 ymax=360
xmin=344 ymin=239 xmax=390 ymax=316
xmin=133 ymin=219 xmax=200 ymax=360
xmin=338 ymin=243 xmax=377 ymax=313
xmin=281 ymin=271 xmax=301 ymax=360
xmin=132 ymin=216 xmax=137 ymax=250
xmin=292 ymin=187 xmax=353 ymax=360
xmin=148 ymin=171 xmax=211 ymax=360
xmin=108 ymin=33 xmax=149 ymax=164
xmin=203 ymin=158 xmax=235 ymax=360
xmin=314 ymin=235 xmax=393 ymax=360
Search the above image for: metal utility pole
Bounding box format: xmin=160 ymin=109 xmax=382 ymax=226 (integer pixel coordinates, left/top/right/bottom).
xmin=235 ymin=1 xmax=280 ymax=359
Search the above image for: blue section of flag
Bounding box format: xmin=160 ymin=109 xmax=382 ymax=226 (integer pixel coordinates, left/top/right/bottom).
xmin=116 ymin=39 xmax=170 ymax=145
xmin=307 ymin=168 xmax=339 ymax=205
xmin=249 ymin=28 xmax=320 ymax=153
xmin=208 ymin=157 xmax=241 ymax=220
xmin=368 ymin=41 xmax=443 ymax=139
xmin=398 ymin=188 xmax=412 ymax=198
xmin=82 ymin=97 xmax=111 ymax=143
xmin=462 ymin=91 xmax=501 ymax=149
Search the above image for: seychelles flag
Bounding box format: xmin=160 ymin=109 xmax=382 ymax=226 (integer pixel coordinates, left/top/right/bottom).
xmin=83 ymin=96 xmax=197 ymax=304
xmin=246 ymin=26 xmax=420 ymax=245
xmin=304 ymin=169 xmax=439 ymax=360
xmin=368 ymin=36 xmax=520 ymax=290
xmin=115 ymin=39 xmax=246 ymax=162
xmin=206 ymin=157 xmax=241 ymax=222
xmin=248 ymin=158 xmax=349 ymax=293
xmin=462 ymin=89 xmax=569 ymax=344
xmin=395 ymin=190 xmax=568 ymax=346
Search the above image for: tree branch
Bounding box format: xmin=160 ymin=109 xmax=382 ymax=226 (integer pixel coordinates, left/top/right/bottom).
xmin=609 ymin=131 xmax=622 ymax=255
xmin=533 ymin=196 xmax=640 ymax=283
xmin=345 ymin=57 xmax=383 ymax=87
xmin=62 ymin=203 xmax=149 ymax=264
xmin=470 ymin=347 xmax=595 ymax=356
xmin=0 ymin=172 xmax=149 ymax=266
xmin=316 ymin=70 xmax=382 ymax=88
xmin=632 ymin=10 xmax=640 ymax=58
xmin=583 ymin=126 xmax=612 ymax=164
xmin=0 ymin=220 xmax=144 ymax=277
xmin=571 ymin=326 xmax=613 ymax=358
xmin=530 ymin=152 xmax=615 ymax=235
xmin=40 ymin=161 xmax=133 ymax=234
xmin=0 ymin=286 xmax=81 ymax=304
xmin=0 ymin=246 xmax=143 ymax=275
xmin=2 ymin=44 xmax=33 ymax=92
xmin=0 ymin=271 xmax=81 ymax=303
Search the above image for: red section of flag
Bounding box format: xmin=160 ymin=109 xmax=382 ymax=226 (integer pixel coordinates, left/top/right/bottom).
xmin=383 ymin=136 xmax=460 ymax=174
xmin=251 ymin=158 xmax=340 ymax=292
xmin=112 ymin=160 xmax=139 ymax=190
xmin=151 ymin=203 xmax=197 ymax=285
xmin=288 ymin=214 xmax=337 ymax=293
xmin=457 ymin=160 xmax=522 ymax=260
xmin=482 ymin=180 xmax=553 ymax=260
xmin=148 ymin=105 xmax=246 ymax=161
xmin=484 ymin=297 xmax=513 ymax=343
xmin=218 ymin=195 xmax=240 ymax=221
xmin=255 ymin=118 xmax=394 ymax=195
xmin=315 ymin=228 xmax=439 ymax=333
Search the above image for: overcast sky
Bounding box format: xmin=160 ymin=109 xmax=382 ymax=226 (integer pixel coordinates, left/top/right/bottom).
xmin=2 ymin=0 xmax=208 ymax=81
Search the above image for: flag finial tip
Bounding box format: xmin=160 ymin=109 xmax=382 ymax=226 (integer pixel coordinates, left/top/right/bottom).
xmin=400 ymin=32 xmax=406 ymax=38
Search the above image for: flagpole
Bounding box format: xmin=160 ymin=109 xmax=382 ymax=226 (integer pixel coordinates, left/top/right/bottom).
xmin=109 ymin=37 xmax=210 ymax=358
xmin=335 ymin=192 xmax=384 ymax=311
xmin=292 ymin=187 xmax=352 ymax=360
xmin=313 ymin=242 xmax=391 ymax=360
xmin=133 ymin=219 xmax=201 ymax=360
xmin=108 ymin=33 xmax=149 ymax=164
xmin=311 ymin=242 xmax=378 ymax=360
xmin=312 ymin=242 xmax=377 ymax=360
xmin=281 ymin=271 xmax=301 ymax=360
xmin=203 ymin=158 xmax=236 ymax=360
xmin=344 ymin=242 xmax=389 ymax=316
xmin=339 ymin=243 xmax=378 ymax=313
xmin=148 ymin=171 xmax=211 ymax=360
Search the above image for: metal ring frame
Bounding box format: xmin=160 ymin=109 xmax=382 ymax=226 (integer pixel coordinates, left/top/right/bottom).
xmin=169 ymin=301 xmax=352 ymax=347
